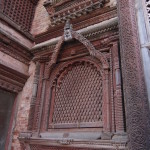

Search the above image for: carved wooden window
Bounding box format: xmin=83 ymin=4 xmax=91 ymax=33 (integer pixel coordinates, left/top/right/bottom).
xmin=2 ymin=0 xmax=36 ymax=31
xmin=49 ymin=61 xmax=103 ymax=129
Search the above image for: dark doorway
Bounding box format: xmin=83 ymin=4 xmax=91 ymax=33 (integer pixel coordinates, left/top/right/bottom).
xmin=0 ymin=88 xmax=16 ymax=150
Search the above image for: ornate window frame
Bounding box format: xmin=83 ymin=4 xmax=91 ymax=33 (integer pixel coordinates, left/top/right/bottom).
xmin=41 ymin=23 xmax=111 ymax=132
xmin=47 ymin=57 xmax=105 ymax=130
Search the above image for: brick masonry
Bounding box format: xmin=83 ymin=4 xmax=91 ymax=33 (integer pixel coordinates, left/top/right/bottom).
xmin=11 ymin=62 xmax=35 ymax=150
xmin=31 ymin=0 xmax=51 ymax=36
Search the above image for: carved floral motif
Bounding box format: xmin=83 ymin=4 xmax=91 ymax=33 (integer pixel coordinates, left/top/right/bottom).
xmin=117 ymin=0 xmax=150 ymax=149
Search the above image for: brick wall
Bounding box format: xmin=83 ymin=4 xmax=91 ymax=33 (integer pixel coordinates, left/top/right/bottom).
xmin=30 ymin=0 xmax=50 ymax=36
xmin=11 ymin=62 xmax=35 ymax=150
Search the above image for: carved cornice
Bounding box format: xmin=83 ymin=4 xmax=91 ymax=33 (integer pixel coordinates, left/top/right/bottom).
xmin=0 ymin=12 xmax=34 ymax=40
xmin=44 ymin=0 xmax=109 ymax=26
xmin=35 ymin=7 xmax=117 ymax=43
xmin=32 ymin=17 xmax=118 ymax=55
xmin=0 ymin=31 xmax=33 ymax=65
xmin=19 ymin=132 xmax=128 ymax=150
xmin=0 ymin=63 xmax=29 ymax=93
xmin=32 ymin=56 xmax=49 ymax=62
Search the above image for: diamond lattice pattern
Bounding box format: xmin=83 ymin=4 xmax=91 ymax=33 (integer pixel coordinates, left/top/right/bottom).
xmin=52 ymin=63 xmax=103 ymax=124
xmin=3 ymin=0 xmax=35 ymax=31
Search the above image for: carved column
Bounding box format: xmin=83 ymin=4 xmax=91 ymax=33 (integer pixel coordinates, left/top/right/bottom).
xmin=112 ymin=42 xmax=124 ymax=132
xmin=102 ymin=68 xmax=111 ymax=132
xmin=117 ymin=0 xmax=150 ymax=149
xmin=33 ymin=63 xmax=45 ymax=131
xmin=28 ymin=62 xmax=40 ymax=130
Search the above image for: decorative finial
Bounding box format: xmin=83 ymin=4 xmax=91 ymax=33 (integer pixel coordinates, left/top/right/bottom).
xmin=64 ymin=19 xmax=73 ymax=42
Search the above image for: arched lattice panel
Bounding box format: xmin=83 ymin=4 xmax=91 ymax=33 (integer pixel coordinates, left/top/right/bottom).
xmin=49 ymin=61 xmax=103 ymax=129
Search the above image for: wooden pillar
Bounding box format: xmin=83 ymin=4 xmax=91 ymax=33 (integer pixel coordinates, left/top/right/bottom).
xmin=102 ymin=69 xmax=111 ymax=132
xmin=112 ymin=42 xmax=124 ymax=132
xmin=117 ymin=0 xmax=150 ymax=149
xmin=33 ymin=63 xmax=45 ymax=131
xmin=28 ymin=62 xmax=40 ymax=131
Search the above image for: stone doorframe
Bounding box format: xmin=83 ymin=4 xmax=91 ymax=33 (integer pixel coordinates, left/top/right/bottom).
xmin=117 ymin=0 xmax=150 ymax=149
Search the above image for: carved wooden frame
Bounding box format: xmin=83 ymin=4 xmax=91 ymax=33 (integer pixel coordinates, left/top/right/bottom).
xmin=38 ymin=28 xmax=111 ymax=133
xmin=20 ymin=21 xmax=128 ymax=149
xmin=0 ymin=63 xmax=29 ymax=93
xmin=42 ymin=57 xmax=109 ymax=131
xmin=22 ymin=40 xmax=127 ymax=149
xmin=5 ymin=94 xmax=17 ymax=150
xmin=0 ymin=48 xmax=29 ymax=150
xmin=0 ymin=70 xmax=25 ymax=150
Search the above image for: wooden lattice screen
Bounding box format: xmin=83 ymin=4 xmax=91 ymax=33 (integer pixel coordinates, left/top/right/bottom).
xmin=49 ymin=62 xmax=103 ymax=129
xmin=2 ymin=0 xmax=37 ymax=32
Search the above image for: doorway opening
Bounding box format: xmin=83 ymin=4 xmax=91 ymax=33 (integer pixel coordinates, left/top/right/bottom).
xmin=0 ymin=88 xmax=16 ymax=150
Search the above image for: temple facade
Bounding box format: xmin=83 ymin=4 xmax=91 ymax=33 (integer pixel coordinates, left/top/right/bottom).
xmin=0 ymin=0 xmax=150 ymax=150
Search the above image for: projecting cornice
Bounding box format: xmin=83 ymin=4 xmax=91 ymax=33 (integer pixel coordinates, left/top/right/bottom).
xmin=44 ymin=0 xmax=109 ymax=26
xmin=0 ymin=30 xmax=32 ymax=65
xmin=0 ymin=61 xmax=29 ymax=93
xmin=31 ymin=17 xmax=118 ymax=53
